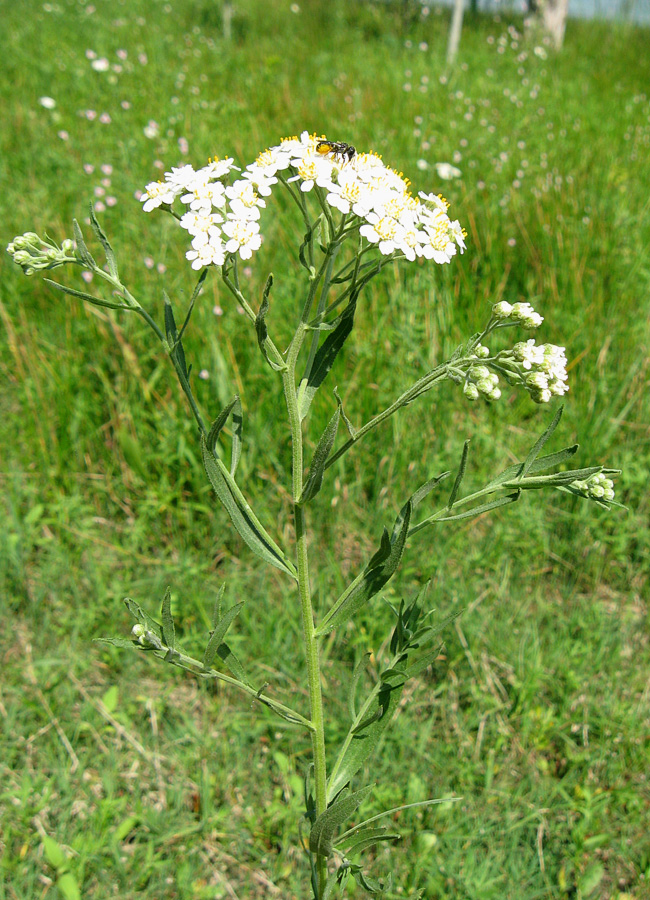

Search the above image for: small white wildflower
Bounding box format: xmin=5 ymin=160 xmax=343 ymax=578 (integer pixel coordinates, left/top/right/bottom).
xmin=435 ymin=162 xmax=462 ymax=180
xmin=39 ymin=96 xmax=56 ymax=109
xmin=222 ymin=218 xmax=262 ymax=260
xmin=141 ymin=180 xmax=177 ymax=212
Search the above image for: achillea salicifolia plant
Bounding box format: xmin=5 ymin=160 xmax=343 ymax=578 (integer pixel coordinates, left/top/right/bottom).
xmin=9 ymin=131 xmax=620 ymax=897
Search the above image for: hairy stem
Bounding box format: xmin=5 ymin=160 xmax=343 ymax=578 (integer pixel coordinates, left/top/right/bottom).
xmin=282 ymin=326 xmax=328 ymax=898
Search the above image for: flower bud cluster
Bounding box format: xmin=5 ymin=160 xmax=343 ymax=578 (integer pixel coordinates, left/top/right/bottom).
xmin=463 ymin=362 xmax=501 ymax=402
xmin=510 ymin=339 xmax=569 ymax=403
xmin=7 ymin=232 xmax=75 ymax=276
xmin=570 ymin=472 xmax=616 ymax=502
xmin=492 ymin=300 xmax=544 ymax=328
xmin=139 ymin=131 xmax=466 ymax=270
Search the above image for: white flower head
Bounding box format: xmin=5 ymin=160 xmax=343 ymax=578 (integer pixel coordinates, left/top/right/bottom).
xmin=222 ymin=218 xmax=262 ymax=260
xmin=141 ymin=180 xmax=177 ymax=212
xmin=186 ymin=237 xmax=226 ymax=269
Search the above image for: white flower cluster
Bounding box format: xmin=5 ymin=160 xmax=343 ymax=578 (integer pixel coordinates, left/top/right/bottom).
xmin=139 ymin=131 xmax=466 ymax=269
xmin=511 ymin=339 xmax=569 ymax=403
xmin=492 ymin=300 xmax=544 ymax=328
xmin=570 ymin=472 xmax=616 ymax=503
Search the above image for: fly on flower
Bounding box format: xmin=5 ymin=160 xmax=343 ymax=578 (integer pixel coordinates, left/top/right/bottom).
xmin=315 ymin=139 xmax=356 ymax=164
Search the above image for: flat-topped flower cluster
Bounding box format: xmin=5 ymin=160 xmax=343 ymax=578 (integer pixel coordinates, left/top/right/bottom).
xmin=139 ymin=131 xmax=467 ymax=269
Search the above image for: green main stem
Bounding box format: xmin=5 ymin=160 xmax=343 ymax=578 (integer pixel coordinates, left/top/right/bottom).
xmin=282 ymin=332 xmax=328 ymax=898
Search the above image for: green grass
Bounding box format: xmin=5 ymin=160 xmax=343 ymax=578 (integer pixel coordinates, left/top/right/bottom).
xmin=1 ymin=1 xmax=649 ymax=898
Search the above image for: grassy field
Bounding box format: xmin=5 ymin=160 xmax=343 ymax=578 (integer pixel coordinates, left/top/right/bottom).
xmin=1 ymin=0 xmax=649 ymax=898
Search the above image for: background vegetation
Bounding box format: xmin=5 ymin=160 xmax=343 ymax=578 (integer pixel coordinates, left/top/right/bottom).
xmin=1 ymin=0 xmax=649 ymax=898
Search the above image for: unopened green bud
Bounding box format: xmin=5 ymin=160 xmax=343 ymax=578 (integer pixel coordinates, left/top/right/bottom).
xmin=469 ymin=365 xmax=490 ymax=381
xmin=132 ymin=624 xmax=146 ymax=639
xmin=589 ymin=484 xmax=605 ymax=499
xmin=486 ymin=387 xmax=502 ymax=401
xmin=463 ymin=382 xmax=480 ymax=401
xmin=475 ymin=344 xmax=490 ymax=358
xmin=61 ymin=238 xmax=74 ymax=253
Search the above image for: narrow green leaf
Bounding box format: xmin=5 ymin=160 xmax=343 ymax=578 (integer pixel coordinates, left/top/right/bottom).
xmin=205 ymin=395 xmax=244 ymax=480
xmin=42 ymin=835 xmax=68 ymax=871
xmin=351 ymin=867 xmax=391 ymax=893
xmin=43 ymin=279 xmax=129 ymax=310
xmin=338 ymin=827 xmax=401 ymax=857
xmin=485 ymin=444 xmax=579 ymax=490
xmin=203 ymin=601 xmax=245 ymax=668
xmin=333 ymin=387 xmax=357 ymax=438
xmin=298 ymin=222 xmax=316 ymax=273
xmin=161 ymin=586 xmax=175 ymax=651
xmin=89 ymin=204 xmax=119 ymax=281
xmin=309 ymin=785 xmax=373 ymax=857
xmin=164 ymin=292 xmax=189 ymax=380
xmin=502 ymin=466 xmax=603 ymax=491
xmin=57 ymin=872 xmax=81 ymax=900
xmin=339 ymin=797 xmax=461 ymax=842
xmin=447 ymin=440 xmax=470 ymax=510
xmin=519 ymin=405 xmax=563 ymax=479
xmin=423 ymin=492 xmax=520 ymax=524
xmin=72 ymin=218 xmax=96 ymax=268
xmin=328 ymin=670 xmax=406 ymax=799
xmin=178 ymin=268 xmax=207 ymax=341
xmin=298 ymin=293 xmax=357 ymax=421
xmin=123 ymin=598 xmax=162 ymax=639
xmin=201 ymin=435 xmax=296 ymax=578
xmin=318 ymin=499 xmax=411 ymax=634
xmin=95 ymin=637 xmax=140 ymax=650
xmin=300 ymin=407 xmax=340 ymax=504
xmin=113 ymin=815 xmax=140 ymax=843
xmin=216 ymin=642 xmax=248 ymax=684
xmin=254 ymin=274 xmax=285 ymax=370
xmin=211 ymin=583 xmax=227 ymax=631
xmin=348 ymin=653 xmax=370 ymax=721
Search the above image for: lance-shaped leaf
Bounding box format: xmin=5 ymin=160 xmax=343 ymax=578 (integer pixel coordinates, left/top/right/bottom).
xmin=96 ymin=637 xmax=141 ymax=650
xmin=337 ymin=826 xmax=401 ymax=858
xmin=164 ymin=292 xmax=189 ymax=380
xmin=327 ymin=666 xmax=407 ymax=800
xmin=519 ymin=404 xmax=563 ymax=480
xmin=206 ymin=395 xmax=243 ymax=477
xmin=502 ymin=466 xmax=604 ymax=491
xmin=89 ymin=204 xmax=119 ymax=281
xmin=348 ymin=652 xmax=371 ymax=721
xmin=300 ymin=407 xmax=340 ymax=504
xmin=298 ymin=220 xmax=317 ymax=273
xmin=333 ymin=387 xmax=357 ymax=438
xmin=484 ymin=444 xmax=580 ymax=490
xmin=72 ymin=218 xmax=96 ymax=269
xmin=297 ymin=292 xmax=357 ymax=421
xmin=317 ymin=501 xmax=411 ymax=635
xmin=161 ymin=586 xmax=175 ymax=651
xmin=203 ymin=600 xmax=245 ymax=668
xmin=309 ymin=785 xmax=373 ymax=858
xmin=421 ymin=491 xmax=520 ymax=525
xmin=43 ymin=279 xmax=130 ymax=310
xmin=123 ymin=598 xmax=163 ymax=639
xmin=447 ymin=440 xmax=470 ymax=510
xmin=317 ymin=473 xmax=447 ymax=635
xmin=202 ymin=405 xmax=296 ymax=578
xmin=255 ymin=274 xmax=286 ymax=371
